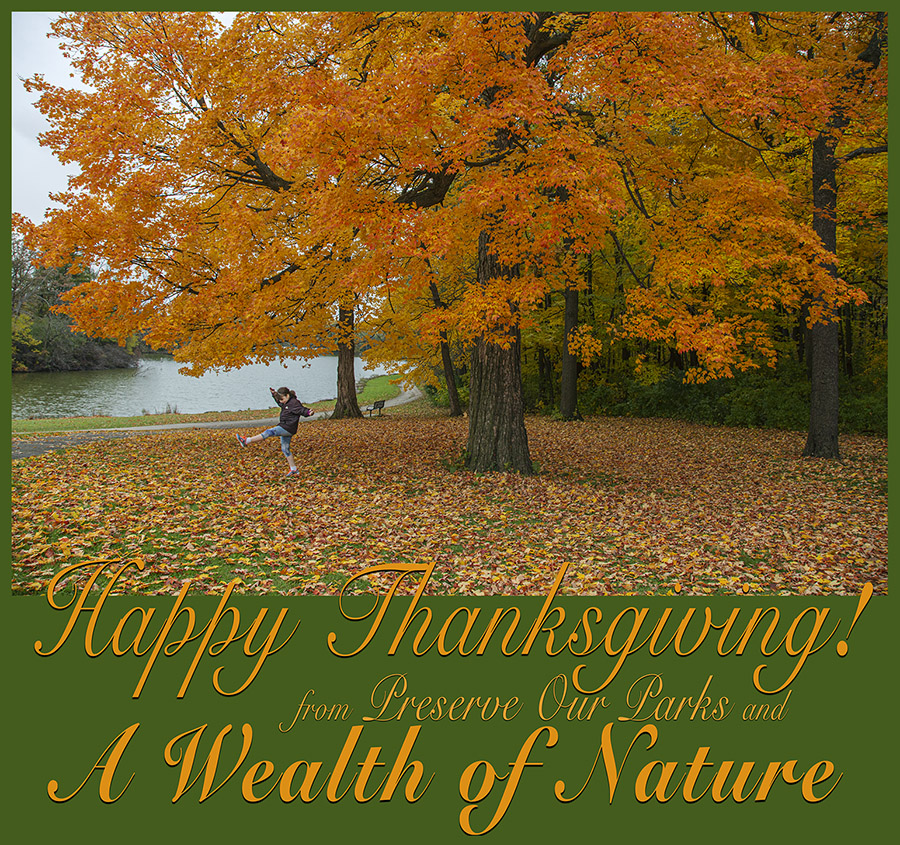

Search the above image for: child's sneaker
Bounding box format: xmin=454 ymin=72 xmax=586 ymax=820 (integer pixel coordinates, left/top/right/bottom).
xmin=236 ymin=434 xmax=247 ymax=447
xmin=286 ymin=469 xmax=299 ymax=478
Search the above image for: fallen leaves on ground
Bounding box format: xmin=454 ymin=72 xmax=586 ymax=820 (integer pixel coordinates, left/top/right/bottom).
xmin=11 ymin=416 xmax=887 ymax=598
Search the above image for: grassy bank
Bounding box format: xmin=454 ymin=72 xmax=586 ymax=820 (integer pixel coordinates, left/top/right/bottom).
xmin=11 ymin=373 xmax=404 ymax=434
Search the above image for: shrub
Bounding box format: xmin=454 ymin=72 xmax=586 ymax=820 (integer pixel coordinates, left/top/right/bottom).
xmin=568 ymin=360 xmax=885 ymax=436
xmin=424 ymin=371 xmax=469 ymax=410
xmin=839 ymin=387 xmax=887 ymax=435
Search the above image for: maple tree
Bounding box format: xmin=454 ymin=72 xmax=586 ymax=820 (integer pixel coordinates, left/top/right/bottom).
xmin=21 ymin=11 xmax=877 ymax=470
xmin=693 ymin=11 xmax=888 ymax=458
xmin=21 ymin=12 xmax=371 ymax=414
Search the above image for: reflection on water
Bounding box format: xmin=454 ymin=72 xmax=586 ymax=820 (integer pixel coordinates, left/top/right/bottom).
xmin=11 ymin=355 xmax=393 ymax=418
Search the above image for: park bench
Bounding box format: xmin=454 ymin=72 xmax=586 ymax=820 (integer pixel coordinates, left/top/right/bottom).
xmin=364 ymin=399 xmax=386 ymax=417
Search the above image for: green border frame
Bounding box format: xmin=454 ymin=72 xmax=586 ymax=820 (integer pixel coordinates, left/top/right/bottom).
xmin=5 ymin=6 xmax=896 ymax=841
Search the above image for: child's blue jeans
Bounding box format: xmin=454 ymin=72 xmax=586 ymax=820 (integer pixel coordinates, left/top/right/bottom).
xmin=261 ymin=426 xmax=293 ymax=456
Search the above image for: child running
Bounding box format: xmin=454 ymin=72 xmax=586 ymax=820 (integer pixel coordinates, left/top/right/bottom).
xmin=235 ymin=387 xmax=312 ymax=477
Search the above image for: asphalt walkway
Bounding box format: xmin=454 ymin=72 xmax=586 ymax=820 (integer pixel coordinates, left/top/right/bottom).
xmin=12 ymin=386 xmax=423 ymax=460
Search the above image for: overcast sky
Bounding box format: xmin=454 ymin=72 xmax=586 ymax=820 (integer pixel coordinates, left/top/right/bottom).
xmin=11 ymin=12 xmax=85 ymax=224
xmin=10 ymin=11 xmax=236 ymax=224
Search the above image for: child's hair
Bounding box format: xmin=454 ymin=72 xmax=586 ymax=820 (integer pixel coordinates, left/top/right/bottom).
xmin=275 ymin=387 xmax=297 ymax=400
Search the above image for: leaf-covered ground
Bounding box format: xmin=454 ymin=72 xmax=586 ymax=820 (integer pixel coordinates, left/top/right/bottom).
xmin=11 ymin=415 xmax=887 ymax=597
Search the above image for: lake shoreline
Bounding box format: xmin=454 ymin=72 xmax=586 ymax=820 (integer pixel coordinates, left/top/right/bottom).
xmin=11 ymin=355 xmax=398 ymax=420
xmin=12 ymin=386 xmax=426 ymax=459
xmin=10 ymin=349 xmax=355 ymax=375
xmin=12 ymin=374 xmax=410 ymax=434
xmin=12 ymin=359 xmax=140 ymax=374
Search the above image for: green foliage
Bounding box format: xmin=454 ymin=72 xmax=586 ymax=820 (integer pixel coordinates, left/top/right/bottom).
xmin=571 ymin=361 xmax=885 ymax=436
xmin=25 ymin=312 xmax=136 ymax=371
xmin=720 ymin=377 xmax=810 ymax=431
xmin=11 ymin=234 xmax=138 ymax=372
xmin=853 ymin=330 xmax=888 ymax=392
xmin=424 ymin=371 xmax=469 ymax=410
xmin=838 ymin=386 xmax=888 ymax=435
xmin=11 ymin=315 xmax=43 ymax=372
xmin=580 ymin=370 xmax=733 ymax=425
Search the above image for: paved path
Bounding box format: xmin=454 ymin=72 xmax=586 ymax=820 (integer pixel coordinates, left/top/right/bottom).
xmin=12 ymin=386 xmax=423 ymax=461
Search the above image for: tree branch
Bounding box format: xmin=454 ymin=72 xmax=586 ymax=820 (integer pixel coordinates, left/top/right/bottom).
xmin=841 ymin=145 xmax=887 ymax=162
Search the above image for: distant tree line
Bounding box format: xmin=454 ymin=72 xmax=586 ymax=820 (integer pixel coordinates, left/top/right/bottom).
xmin=424 ymin=229 xmax=887 ymax=437
xmin=11 ymin=235 xmax=142 ymax=372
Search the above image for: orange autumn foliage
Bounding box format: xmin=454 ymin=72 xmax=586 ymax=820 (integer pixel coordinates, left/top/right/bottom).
xmin=21 ymin=12 xmax=874 ymax=381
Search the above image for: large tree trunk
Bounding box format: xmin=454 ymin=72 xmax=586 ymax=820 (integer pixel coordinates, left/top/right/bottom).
xmin=804 ymin=321 xmax=840 ymax=457
xmin=467 ymin=335 xmax=533 ymax=474
xmin=429 ymin=280 xmax=463 ymax=417
xmin=465 ymin=231 xmax=533 ymax=474
xmin=803 ymin=130 xmax=841 ymax=458
xmin=559 ymin=283 xmax=579 ymax=420
xmin=331 ymin=305 xmax=363 ymax=419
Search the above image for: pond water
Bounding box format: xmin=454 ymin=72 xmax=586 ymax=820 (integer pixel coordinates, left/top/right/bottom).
xmin=11 ymin=355 xmax=395 ymax=419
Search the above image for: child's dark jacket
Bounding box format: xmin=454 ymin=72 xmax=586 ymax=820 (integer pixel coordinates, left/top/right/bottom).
xmin=278 ymin=397 xmax=307 ymax=434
